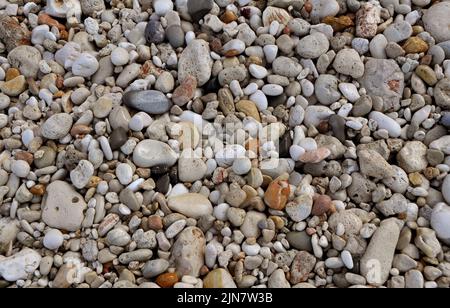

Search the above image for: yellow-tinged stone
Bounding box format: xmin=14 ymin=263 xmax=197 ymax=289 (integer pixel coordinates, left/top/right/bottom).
xmin=0 ymin=75 xmax=27 ymax=96
xmin=322 ymin=15 xmax=354 ymax=32
xmin=203 ymin=268 xmax=237 ymax=288
xmin=415 ymin=65 xmax=437 ymax=86
xmin=5 ymin=68 xmax=20 ymax=81
xmin=236 ymin=100 xmax=261 ymax=122
xmin=409 ymin=172 xmax=422 ymax=186
xmin=403 ymin=37 xmax=429 ymax=54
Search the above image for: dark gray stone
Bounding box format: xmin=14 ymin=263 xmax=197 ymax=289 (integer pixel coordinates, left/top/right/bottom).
xmin=123 ymin=90 xmax=172 ymax=114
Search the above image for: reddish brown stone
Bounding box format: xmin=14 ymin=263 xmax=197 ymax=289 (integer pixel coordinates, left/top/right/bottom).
xmin=147 ymin=215 xmax=163 ymax=230
xmin=0 ymin=15 xmax=31 ymax=51
xmin=70 ymin=124 xmax=92 ymax=137
xmin=172 ymin=75 xmax=197 ymax=106
xmin=264 ymin=174 xmax=290 ymax=210
xmin=312 ymin=195 xmax=333 ymax=216
xmin=156 ymin=272 xmax=179 ymax=288
xmin=15 ymin=151 xmax=33 ymax=165
xmin=299 ymin=148 xmax=331 ymax=164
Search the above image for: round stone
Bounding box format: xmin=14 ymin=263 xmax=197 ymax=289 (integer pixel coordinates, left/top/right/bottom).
xmin=41 ymin=113 xmax=73 ymax=140
xmin=111 ymin=47 xmax=129 ymax=66
xmin=43 ymin=229 xmax=64 ymax=250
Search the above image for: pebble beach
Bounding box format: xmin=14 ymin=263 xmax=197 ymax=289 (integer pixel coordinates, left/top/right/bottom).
xmin=0 ymin=0 xmax=450 ymax=288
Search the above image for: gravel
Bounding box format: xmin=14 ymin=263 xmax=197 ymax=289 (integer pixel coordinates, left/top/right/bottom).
xmin=1 ymin=0 xmax=450 ymax=290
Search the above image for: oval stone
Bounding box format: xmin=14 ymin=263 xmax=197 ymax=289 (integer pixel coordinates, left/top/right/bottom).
xmin=123 ymin=90 xmax=172 ymax=114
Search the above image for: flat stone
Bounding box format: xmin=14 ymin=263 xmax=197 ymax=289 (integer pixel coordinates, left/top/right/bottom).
xmin=170 ymin=227 xmax=205 ymax=277
xmin=123 ymin=90 xmax=172 ymax=115
xmin=0 ymin=218 xmax=19 ymax=254
xmin=296 ymin=32 xmax=329 ymax=59
xmin=168 ymin=193 xmax=213 ymax=219
xmin=41 ymin=180 xmax=86 ymax=232
xmin=0 ymin=248 xmax=41 ymax=282
xmin=397 ymin=141 xmax=428 ymax=173
xmin=187 ymin=0 xmax=213 ymax=22
xmin=290 ymin=251 xmax=316 ymax=284
xmin=423 ymin=2 xmax=450 ymax=43
xmin=41 ymin=113 xmax=73 ymax=140
xmin=360 ymin=59 xmax=404 ymax=111
xmin=333 ymin=49 xmax=364 ymax=78
xmin=360 ymin=218 xmax=402 ymax=286
xmin=203 ymin=268 xmax=237 ymax=288
xmin=133 ymin=140 xmax=178 ymax=168
xmin=178 ymin=39 xmax=212 ymax=86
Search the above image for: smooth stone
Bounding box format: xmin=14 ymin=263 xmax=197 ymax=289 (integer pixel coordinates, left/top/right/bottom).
xmin=178 ymin=151 xmax=207 ymax=182
xmin=110 ymin=47 xmax=129 ymax=66
xmin=0 ymin=218 xmax=19 ymax=254
xmin=11 ymin=160 xmax=30 ymax=178
xmin=315 ymin=74 xmax=341 ymax=105
xmin=106 ymin=228 xmax=131 ymax=247
xmin=41 ymin=180 xmax=86 ymax=232
xmin=168 ymin=193 xmax=213 ymax=219
xmin=383 ymin=21 xmax=412 ymax=43
xmin=339 ymin=83 xmax=360 ymax=102
xmin=203 ymin=268 xmax=237 ymax=288
xmin=286 ymin=231 xmax=313 ymax=252
xmin=41 ymin=113 xmax=73 ymax=140
xmin=71 ymin=52 xmax=99 ymax=77
xmin=178 ymin=39 xmax=212 ymax=86
xmin=430 ymin=203 xmax=450 ymax=245
xmin=272 ymin=57 xmax=302 ymax=78
xmin=268 ymin=269 xmax=290 ymax=288
xmin=187 ymin=0 xmax=213 ymax=22
xmin=43 ymin=229 xmax=64 ymax=250
xmin=123 ymin=90 xmax=172 ymax=115
xmin=166 ymin=25 xmax=185 ymax=48
xmin=109 ymin=128 xmax=128 ymax=150
xmin=133 ymin=140 xmax=178 ymax=168
xmin=0 ymin=248 xmax=41 ymax=281
xmin=240 ymin=211 xmax=266 ymax=238
xmin=170 ymin=227 xmax=205 ymax=277
xmin=423 ymin=2 xmax=450 ymax=43
xmin=360 ymin=218 xmax=402 ymax=286
xmin=310 ymin=0 xmax=340 ymax=22
xmin=369 ymin=111 xmax=401 ymax=138
xmin=142 ymin=259 xmax=170 ymax=278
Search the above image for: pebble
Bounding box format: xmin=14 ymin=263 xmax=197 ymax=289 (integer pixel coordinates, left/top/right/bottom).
xmin=171 ymin=227 xmax=205 ymax=277
xmin=0 ymin=248 xmax=41 ymax=281
xmin=178 ymin=39 xmax=212 ymax=86
xmin=296 ymin=32 xmax=330 ymax=59
xmin=431 ymin=203 xmax=450 ymax=245
xmin=41 ymin=113 xmax=73 ymax=140
xmin=168 ymin=193 xmax=213 ymax=218
xmin=423 ymin=2 xmax=450 ymax=43
xmin=369 ymin=111 xmax=401 ymax=138
xmin=360 ymin=218 xmax=402 ymax=286
xmin=203 ymin=268 xmax=237 ymax=288
xmin=333 ymin=49 xmax=364 ymax=78
xmin=41 ymin=181 xmax=86 ymax=232
xmin=111 ymin=47 xmax=129 ymax=66
xmin=123 ymin=90 xmax=172 ymax=115
xmin=133 ymin=140 xmax=178 ymax=168
xmin=43 ymin=229 xmax=64 ymax=250
xmin=70 ymin=160 xmax=94 ymax=189
xmin=11 ymin=160 xmax=30 ymax=178
xmin=72 ymin=53 xmax=99 ymax=77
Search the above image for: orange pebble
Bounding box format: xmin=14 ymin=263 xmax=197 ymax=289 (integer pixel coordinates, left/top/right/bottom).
xmin=156 ymin=273 xmax=178 ymax=288
xmin=264 ymin=175 xmax=290 ymax=210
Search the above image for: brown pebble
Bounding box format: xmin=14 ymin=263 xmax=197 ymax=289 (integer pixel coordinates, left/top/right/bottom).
xmin=5 ymin=68 xmax=20 ymax=81
xmin=70 ymin=124 xmax=92 ymax=137
xmin=221 ymin=11 xmax=238 ymax=23
xmin=264 ymin=174 xmax=290 ymax=210
xmin=172 ymin=75 xmax=197 ymax=106
xmin=312 ymin=195 xmax=332 ymax=216
xmin=147 ymin=215 xmax=163 ymax=230
xmin=30 ymin=184 xmax=46 ymax=196
xmin=156 ymin=272 xmax=178 ymax=288
xmin=15 ymin=151 xmax=33 ymax=165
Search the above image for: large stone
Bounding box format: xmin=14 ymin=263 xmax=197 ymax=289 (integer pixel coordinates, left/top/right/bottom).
xmin=41 ymin=113 xmax=73 ymax=140
xmin=0 ymin=248 xmax=41 ymax=281
xmin=123 ymin=90 xmax=172 ymax=115
xmin=423 ymin=2 xmax=450 ymax=43
xmin=178 ymin=39 xmax=212 ymax=86
xmin=167 ymin=193 xmax=213 ymax=219
xmin=0 ymin=218 xmax=19 ymax=254
xmin=360 ymin=59 xmax=404 ymax=111
xmin=133 ymin=140 xmax=178 ymax=168
xmin=203 ymin=268 xmax=237 ymax=288
xmin=42 ymin=180 xmax=86 ymax=232
xmin=170 ymin=227 xmax=205 ymax=277
xmin=360 ymin=218 xmax=402 ymax=286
